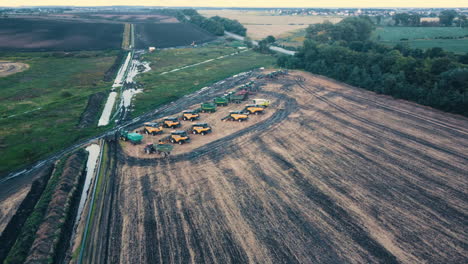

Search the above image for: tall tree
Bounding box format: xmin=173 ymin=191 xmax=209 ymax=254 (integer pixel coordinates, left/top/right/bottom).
xmin=394 ymin=13 xmax=410 ymax=26
xmin=439 ymin=10 xmax=458 ymax=26
xmin=458 ymin=14 xmax=467 ymax=28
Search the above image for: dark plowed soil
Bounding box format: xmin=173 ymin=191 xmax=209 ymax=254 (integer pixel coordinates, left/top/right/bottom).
xmin=0 ymin=18 xmax=123 ymax=51
xmin=87 ymin=71 xmax=468 ymax=263
xmin=135 ymin=23 xmax=216 ymax=49
xmin=78 ymin=92 xmax=107 ymax=128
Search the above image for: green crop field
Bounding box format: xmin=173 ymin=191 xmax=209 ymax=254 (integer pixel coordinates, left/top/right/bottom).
xmin=133 ymin=46 xmax=276 ymax=116
xmin=0 ymin=51 xmax=117 ymax=176
xmin=372 ymin=27 xmax=468 ymax=54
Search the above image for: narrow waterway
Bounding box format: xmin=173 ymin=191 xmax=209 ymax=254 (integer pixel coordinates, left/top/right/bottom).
xmin=69 ymin=144 xmax=101 ymax=249
xmin=97 ymin=91 xmax=117 ymax=126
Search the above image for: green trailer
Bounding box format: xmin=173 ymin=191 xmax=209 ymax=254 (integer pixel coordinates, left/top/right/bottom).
xmin=213 ymin=97 xmax=229 ymax=106
xmin=144 ymin=143 xmax=174 ymax=157
xmin=228 ymin=93 xmax=247 ymax=104
xmin=223 ymin=91 xmax=244 ymax=104
xmin=120 ymin=130 xmax=143 ymax=145
xmin=200 ymin=102 xmax=217 ymax=113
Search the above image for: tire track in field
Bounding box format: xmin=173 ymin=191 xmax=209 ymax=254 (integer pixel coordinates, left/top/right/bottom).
xmin=306 ymin=74 xmax=468 ymax=136
xmin=140 ymin=174 xmax=162 ymax=263
xmin=220 ymin=151 xmax=346 ymax=263
xmin=295 ymin=77 xmax=468 ymax=162
xmin=256 ymin=137 xmax=400 ymax=264
xmin=339 ymin=92 xmax=468 ymax=138
xmin=305 ymin=107 xmax=467 ymax=176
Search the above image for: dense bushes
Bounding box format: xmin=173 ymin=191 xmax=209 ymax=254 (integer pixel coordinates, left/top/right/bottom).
xmin=278 ymin=17 xmax=468 ymax=116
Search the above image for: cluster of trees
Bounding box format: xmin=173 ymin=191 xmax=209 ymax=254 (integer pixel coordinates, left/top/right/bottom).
xmin=306 ymin=17 xmax=374 ymax=42
xmin=162 ymin=9 xmax=247 ymax=36
xmin=211 ymin=15 xmax=247 ymax=36
xmin=439 ymin=10 xmax=459 ymax=26
xmin=254 ymin=35 xmax=276 ymax=53
xmin=392 ymin=10 xmax=467 ymax=27
xmin=394 ymin=13 xmax=421 ymax=26
xmin=278 ymin=17 xmax=468 ymax=116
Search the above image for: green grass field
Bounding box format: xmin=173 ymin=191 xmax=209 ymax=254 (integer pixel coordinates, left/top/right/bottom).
xmin=145 ymin=42 xmax=242 ymax=75
xmin=0 ymin=51 xmax=117 ymax=176
xmin=0 ymin=42 xmax=275 ymax=177
xmin=372 ymin=27 xmax=468 ymax=54
xmin=276 ymin=28 xmax=307 ymax=48
xmin=132 ymin=47 xmax=276 ymax=116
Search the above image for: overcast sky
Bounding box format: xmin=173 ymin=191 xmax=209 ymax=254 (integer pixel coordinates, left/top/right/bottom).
xmin=3 ymin=0 xmax=468 ymax=8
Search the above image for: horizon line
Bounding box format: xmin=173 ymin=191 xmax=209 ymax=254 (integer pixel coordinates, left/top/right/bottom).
xmin=2 ymin=5 xmax=468 ymax=9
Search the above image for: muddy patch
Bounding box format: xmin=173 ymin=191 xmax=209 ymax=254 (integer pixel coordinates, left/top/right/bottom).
xmin=0 ymin=61 xmax=29 ymax=77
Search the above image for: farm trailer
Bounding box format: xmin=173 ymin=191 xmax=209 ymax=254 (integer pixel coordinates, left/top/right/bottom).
xmin=200 ymin=102 xmax=217 ymax=113
xmin=119 ymin=130 xmax=143 ymax=144
xmin=144 ymin=143 xmax=173 ymax=157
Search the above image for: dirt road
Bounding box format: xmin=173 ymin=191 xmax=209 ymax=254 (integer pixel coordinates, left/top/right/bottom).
xmin=85 ymin=71 xmax=468 ymax=263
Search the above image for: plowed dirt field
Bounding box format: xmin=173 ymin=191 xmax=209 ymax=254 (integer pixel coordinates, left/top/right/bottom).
xmin=85 ymin=71 xmax=468 ymax=264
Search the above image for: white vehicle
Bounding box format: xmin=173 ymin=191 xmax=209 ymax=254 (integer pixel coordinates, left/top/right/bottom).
xmin=252 ymin=99 xmax=271 ymax=107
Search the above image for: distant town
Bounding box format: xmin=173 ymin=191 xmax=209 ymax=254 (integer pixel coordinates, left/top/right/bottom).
xmin=1 ymin=6 xmax=468 ymax=17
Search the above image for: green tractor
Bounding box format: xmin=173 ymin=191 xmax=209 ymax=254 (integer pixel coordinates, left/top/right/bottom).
xmin=119 ymin=130 xmax=143 ymax=145
xmin=213 ymin=97 xmax=229 ymax=106
xmin=200 ymin=102 xmax=217 ymax=113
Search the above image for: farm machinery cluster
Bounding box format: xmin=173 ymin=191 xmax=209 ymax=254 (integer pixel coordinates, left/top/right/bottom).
xmin=118 ymin=70 xmax=288 ymax=157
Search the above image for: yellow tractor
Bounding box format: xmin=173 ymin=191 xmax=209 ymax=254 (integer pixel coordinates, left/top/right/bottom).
xmin=163 ymin=117 xmax=181 ymax=128
xmin=221 ymin=111 xmax=249 ymax=122
xmin=181 ymin=110 xmax=200 ymax=121
xmin=166 ymin=131 xmax=190 ymax=144
xmin=142 ymin=122 xmax=163 ymax=135
xmin=190 ymin=123 xmax=212 ymax=135
xmin=243 ymin=104 xmax=265 ymax=115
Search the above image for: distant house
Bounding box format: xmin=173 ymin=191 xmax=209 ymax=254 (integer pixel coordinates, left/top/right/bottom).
xmin=148 ymin=47 xmax=156 ymax=52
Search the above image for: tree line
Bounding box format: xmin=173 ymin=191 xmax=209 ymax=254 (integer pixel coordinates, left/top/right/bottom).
xmin=278 ymin=17 xmax=468 ymax=117
xmin=392 ymin=10 xmax=467 ymax=27
xmin=160 ymin=9 xmax=247 ymax=36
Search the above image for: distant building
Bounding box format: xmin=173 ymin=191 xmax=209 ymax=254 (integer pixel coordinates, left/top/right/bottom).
xmin=148 ymin=47 xmax=156 ymax=52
